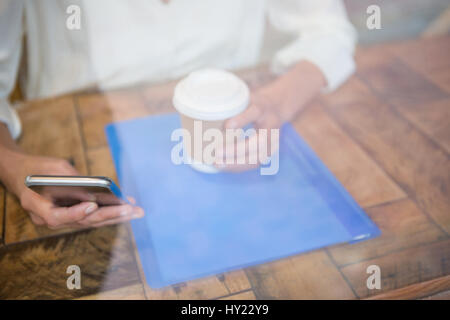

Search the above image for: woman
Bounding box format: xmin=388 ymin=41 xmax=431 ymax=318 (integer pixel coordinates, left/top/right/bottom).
xmin=0 ymin=0 xmax=357 ymax=229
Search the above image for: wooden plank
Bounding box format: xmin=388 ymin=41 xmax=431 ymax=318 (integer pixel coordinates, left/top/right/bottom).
xmin=391 ymin=36 xmax=450 ymax=80
xmin=219 ymin=290 xmax=256 ymax=300
xmin=357 ymin=38 xmax=450 ymax=154
xmin=16 ymin=96 xmax=87 ymax=172
xmin=394 ymin=98 xmax=450 ymax=154
xmin=354 ymin=46 xmax=448 ymax=107
xmin=176 ymin=270 xmax=252 ymax=300
xmin=322 ymin=77 xmax=450 ymax=235
xmin=0 ymin=224 xmax=142 ymax=299
xmin=390 ymin=36 xmax=450 ymax=94
xmin=86 ymin=147 xmax=118 ymax=183
xmin=174 ymin=275 xmax=238 ymax=300
xmin=421 ymin=68 xmax=450 ymax=94
xmin=76 ymin=90 xmax=149 ymax=150
xmin=328 ymin=199 xmax=447 ymax=266
xmin=220 ymin=270 xmax=253 ymax=294
xmin=4 ymin=193 xmax=76 ymax=245
xmin=294 ymin=102 xmax=406 ymax=208
xmin=246 ymin=250 xmax=356 ymax=299
xmin=364 ymin=275 xmax=450 ymax=300
xmin=421 ymin=289 xmax=450 ymax=300
xmin=76 ymin=283 xmax=146 ymax=300
xmin=5 ymin=96 xmax=88 ymax=244
xmin=340 ymin=239 xmax=450 ymax=299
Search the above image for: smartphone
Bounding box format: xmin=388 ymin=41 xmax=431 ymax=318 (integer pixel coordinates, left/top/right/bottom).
xmin=25 ymin=175 xmax=128 ymax=207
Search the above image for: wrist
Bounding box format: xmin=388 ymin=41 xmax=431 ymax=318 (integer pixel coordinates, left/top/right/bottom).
xmin=0 ymin=148 xmax=27 ymax=196
xmin=260 ymin=60 xmax=326 ymax=122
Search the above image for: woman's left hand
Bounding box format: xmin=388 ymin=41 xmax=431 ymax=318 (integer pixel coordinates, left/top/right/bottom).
xmin=215 ymin=60 xmax=327 ymax=172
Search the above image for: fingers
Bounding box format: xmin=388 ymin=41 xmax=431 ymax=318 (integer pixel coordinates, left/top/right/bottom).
xmin=225 ymin=103 xmax=262 ymax=129
xmin=22 ymin=188 xmax=144 ymax=229
xmin=90 ymin=208 xmax=144 ymax=228
xmin=217 ymin=108 xmax=281 ymax=171
xmin=77 ymin=204 xmax=142 ymax=225
xmin=25 ymin=190 xmax=96 ymax=223
xmin=214 ymin=129 xmax=265 ymax=172
xmin=23 ymin=192 xmax=97 ymax=229
xmin=51 ymin=201 xmax=98 ymax=226
xmin=216 ymin=133 xmax=259 ymax=165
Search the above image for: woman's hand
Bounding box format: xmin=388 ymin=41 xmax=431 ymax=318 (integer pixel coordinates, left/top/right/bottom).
xmin=0 ymin=146 xmax=144 ymax=229
xmin=216 ymin=60 xmax=326 ymax=172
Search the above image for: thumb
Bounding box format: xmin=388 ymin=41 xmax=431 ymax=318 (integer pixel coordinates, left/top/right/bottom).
xmin=225 ymin=103 xmax=262 ymax=129
xmin=51 ymin=201 xmax=98 ymax=225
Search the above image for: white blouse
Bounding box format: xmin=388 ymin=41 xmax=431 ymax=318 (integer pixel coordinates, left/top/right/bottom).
xmin=0 ymin=0 xmax=357 ymax=139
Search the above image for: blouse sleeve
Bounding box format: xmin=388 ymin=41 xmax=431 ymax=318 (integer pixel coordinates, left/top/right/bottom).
xmin=268 ymin=0 xmax=357 ymax=92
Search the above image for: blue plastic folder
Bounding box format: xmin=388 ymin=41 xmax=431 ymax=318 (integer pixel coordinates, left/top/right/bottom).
xmin=106 ymin=113 xmax=380 ymax=288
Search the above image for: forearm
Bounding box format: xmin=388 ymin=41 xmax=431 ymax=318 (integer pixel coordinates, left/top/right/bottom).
xmin=0 ymin=122 xmax=21 ymax=152
xmin=0 ymin=123 xmax=25 ymax=194
xmin=259 ymin=60 xmax=326 ymax=123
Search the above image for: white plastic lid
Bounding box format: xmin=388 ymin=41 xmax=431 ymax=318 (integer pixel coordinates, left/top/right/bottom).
xmin=173 ymin=68 xmax=249 ymax=121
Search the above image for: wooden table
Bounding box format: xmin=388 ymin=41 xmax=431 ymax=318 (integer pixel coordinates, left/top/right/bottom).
xmin=0 ymin=35 xmax=449 ymax=300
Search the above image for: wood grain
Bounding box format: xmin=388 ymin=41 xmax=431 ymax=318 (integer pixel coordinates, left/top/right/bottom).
xmin=246 ymin=250 xmax=356 ymax=299
xmin=5 ymin=96 xmax=88 ymax=244
xmin=365 ymin=274 xmax=450 ymax=300
xmin=176 ymin=270 xmax=252 ymax=300
xmin=341 ymin=239 xmax=450 ymax=299
xmin=76 ymin=90 xmax=150 ymax=150
xmin=16 ymin=96 xmax=87 ymax=172
xmin=422 ymin=289 xmax=450 ymax=300
xmin=322 ymin=77 xmax=450 ymax=235
xmin=390 ymin=35 xmax=450 ymax=94
xmin=76 ymin=283 xmax=146 ymax=300
xmin=220 ymin=290 xmax=256 ymax=300
xmin=354 ymin=46 xmax=447 ymax=107
xmin=394 ymin=98 xmax=450 ymax=154
xmin=420 ymin=67 xmax=450 ymax=94
xmin=294 ymin=102 xmax=406 ymax=208
xmin=0 ymin=224 xmax=141 ymax=299
xmin=4 ymin=193 xmax=76 ymax=245
xmin=328 ymin=199 xmax=447 ymax=266
xmin=86 ymin=147 xmax=118 ymax=183
xmin=174 ymin=274 xmax=242 ymax=300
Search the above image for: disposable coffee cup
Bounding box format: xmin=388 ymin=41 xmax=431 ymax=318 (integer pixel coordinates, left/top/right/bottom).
xmin=173 ymin=68 xmax=250 ymax=173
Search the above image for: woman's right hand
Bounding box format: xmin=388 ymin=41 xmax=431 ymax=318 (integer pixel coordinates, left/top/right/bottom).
xmin=0 ymin=149 xmax=144 ymax=230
